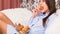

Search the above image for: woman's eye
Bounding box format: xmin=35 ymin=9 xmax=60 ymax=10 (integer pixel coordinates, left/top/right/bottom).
xmin=43 ymin=0 xmax=45 ymax=2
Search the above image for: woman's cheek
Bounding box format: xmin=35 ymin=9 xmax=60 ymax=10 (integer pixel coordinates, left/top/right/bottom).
xmin=39 ymin=6 xmax=44 ymax=10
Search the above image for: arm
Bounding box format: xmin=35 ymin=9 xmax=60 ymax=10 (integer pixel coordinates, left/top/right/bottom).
xmin=0 ymin=20 xmax=7 ymax=34
xmin=0 ymin=12 xmax=15 ymax=27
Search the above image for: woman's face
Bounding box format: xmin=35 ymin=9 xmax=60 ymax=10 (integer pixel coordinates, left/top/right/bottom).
xmin=32 ymin=0 xmax=49 ymax=18
xmin=33 ymin=0 xmax=49 ymax=13
xmin=39 ymin=0 xmax=49 ymax=13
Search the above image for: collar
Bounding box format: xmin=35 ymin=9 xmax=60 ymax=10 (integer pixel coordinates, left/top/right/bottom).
xmin=37 ymin=12 xmax=49 ymax=18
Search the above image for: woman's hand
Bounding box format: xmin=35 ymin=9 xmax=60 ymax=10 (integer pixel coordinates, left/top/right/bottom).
xmin=19 ymin=26 xmax=30 ymax=34
xmin=16 ymin=23 xmax=24 ymax=32
xmin=32 ymin=1 xmax=48 ymax=18
xmin=32 ymin=8 xmax=39 ymax=18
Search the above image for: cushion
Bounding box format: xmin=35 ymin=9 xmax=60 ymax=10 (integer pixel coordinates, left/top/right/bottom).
xmin=1 ymin=8 xmax=32 ymax=26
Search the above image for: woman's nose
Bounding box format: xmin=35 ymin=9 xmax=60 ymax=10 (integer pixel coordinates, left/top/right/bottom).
xmin=39 ymin=2 xmax=43 ymax=7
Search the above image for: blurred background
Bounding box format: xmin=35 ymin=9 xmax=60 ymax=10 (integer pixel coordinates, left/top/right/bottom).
xmin=0 ymin=0 xmax=60 ymax=11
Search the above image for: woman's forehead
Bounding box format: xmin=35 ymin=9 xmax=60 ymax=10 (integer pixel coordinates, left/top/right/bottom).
xmin=41 ymin=0 xmax=45 ymax=2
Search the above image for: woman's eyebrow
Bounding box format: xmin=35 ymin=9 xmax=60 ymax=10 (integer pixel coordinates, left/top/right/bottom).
xmin=43 ymin=0 xmax=45 ymax=2
xmin=41 ymin=0 xmax=45 ymax=2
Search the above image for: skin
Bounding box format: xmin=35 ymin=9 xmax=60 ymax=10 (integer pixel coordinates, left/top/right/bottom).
xmin=0 ymin=20 xmax=7 ymax=34
xmin=0 ymin=12 xmax=16 ymax=34
xmin=32 ymin=0 xmax=49 ymax=18
xmin=0 ymin=12 xmax=15 ymax=27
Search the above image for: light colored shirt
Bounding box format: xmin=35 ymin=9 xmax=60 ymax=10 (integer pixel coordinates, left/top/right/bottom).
xmin=46 ymin=13 xmax=57 ymax=28
xmin=27 ymin=13 xmax=48 ymax=34
xmin=7 ymin=24 xmax=19 ymax=34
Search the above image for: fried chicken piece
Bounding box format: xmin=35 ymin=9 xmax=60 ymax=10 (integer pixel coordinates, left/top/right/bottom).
xmin=16 ymin=23 xmax=24 ymax=31
xmin=20 ymin=26 xmax=30 ymax=34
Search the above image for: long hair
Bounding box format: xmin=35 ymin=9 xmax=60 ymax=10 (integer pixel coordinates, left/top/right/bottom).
xmin=43 ymin=0 xmax=56 ymax=27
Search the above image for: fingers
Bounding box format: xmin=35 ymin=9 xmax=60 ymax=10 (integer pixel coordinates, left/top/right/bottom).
xmin=16 ymin=23 xmax=24 ymax=31
xmin=32 ymin=0 xmax=48 ymax=17
xmin=32 ymin=8 xmax=39 ymax=18
xmin=32 ymin=8 xmax=39 ymax=13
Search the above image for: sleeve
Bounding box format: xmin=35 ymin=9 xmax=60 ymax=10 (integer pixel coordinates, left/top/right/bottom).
xmin=27 ymin=17 xmax=34 ymax=28
xmin=7 ymin=24 xmax=19 ymax=34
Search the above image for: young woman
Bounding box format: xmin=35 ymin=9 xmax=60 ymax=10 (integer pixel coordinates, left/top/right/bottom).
xmin=27 ymin=0 xmax=57 ymax=34
xmin=0 ymin=0 xmax=57 ymax=34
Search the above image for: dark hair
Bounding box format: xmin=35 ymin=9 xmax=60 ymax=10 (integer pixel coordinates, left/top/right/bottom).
xmin=43 ymin=0 xmax=56 ymax=27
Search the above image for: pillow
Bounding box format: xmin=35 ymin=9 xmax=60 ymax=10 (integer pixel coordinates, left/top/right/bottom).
xmin=1 ymin=8 xmax=32 ymax=26
xmin=56 ymin=9 xmax=60 ymax=16
xmin=45 ymin=9 xmax=60 ymax=34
